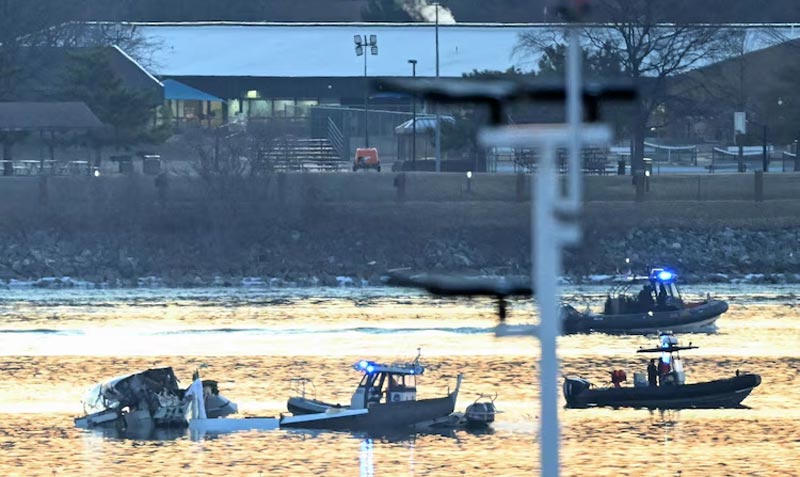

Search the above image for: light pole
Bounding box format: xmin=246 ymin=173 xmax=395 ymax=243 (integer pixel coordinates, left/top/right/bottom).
xmin=408 ymin=59 xmax=417 ymax=168
xmin=433 ymin=2 xmax=441 ymax=173
xmin=354 ymin=34 xmax=378 ymax=148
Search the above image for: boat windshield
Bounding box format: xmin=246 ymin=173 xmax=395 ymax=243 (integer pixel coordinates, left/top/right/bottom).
xmin=388 ymin=374 xmax=416 ymax=390
xmin=670 ymin=282 xmax=681 ymax=300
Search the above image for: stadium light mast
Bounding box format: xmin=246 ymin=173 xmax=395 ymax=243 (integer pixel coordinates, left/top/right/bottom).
xmin=354 ymin=34 xmax=378 ymax=148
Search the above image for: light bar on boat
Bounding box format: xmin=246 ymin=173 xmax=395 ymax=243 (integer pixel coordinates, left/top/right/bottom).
xmin=650 ymin=268 xmax=676 ymax=283
xmin=352 ymin=360 xmax=425 ymax=375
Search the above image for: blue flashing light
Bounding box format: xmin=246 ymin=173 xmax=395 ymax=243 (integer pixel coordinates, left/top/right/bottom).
xmin=366 ymin=365 xmax=375 ymax=373
xmin=358 ymin=360 xmax=368 ymax=370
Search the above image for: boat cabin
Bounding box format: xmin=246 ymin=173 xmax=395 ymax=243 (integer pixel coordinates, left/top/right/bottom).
xmin=349 ymin=360 xmax=424 ymax=409
xmin=603 ymin=268 xmax=684 ymax=315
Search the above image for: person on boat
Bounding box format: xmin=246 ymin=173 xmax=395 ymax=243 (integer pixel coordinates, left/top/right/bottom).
xmin=657 ymin=284 xmax=668 ymax=307
xmin=647 ymin=359 xmax=658 ymax=387
xmin=658 ymin=359 xmax=672 ymax=386
xmin=610 ymin=369 xmax=626 ymax=388
xmin=638 ymin=285 xmax=655 ymax=311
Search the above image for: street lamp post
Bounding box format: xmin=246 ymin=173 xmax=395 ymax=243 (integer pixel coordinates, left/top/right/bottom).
xmin=354 ymin=34 xmax=378 ymax=148
xmin=408 ymin=59 xmax=417 ymax=168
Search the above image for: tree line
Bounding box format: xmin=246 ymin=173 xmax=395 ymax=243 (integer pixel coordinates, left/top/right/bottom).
xmin=442 ymin=0 xmax=800 ymax=173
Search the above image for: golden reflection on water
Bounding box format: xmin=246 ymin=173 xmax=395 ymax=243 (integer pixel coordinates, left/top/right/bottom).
xmin=0 ymin=285 xmax=797 ymax=476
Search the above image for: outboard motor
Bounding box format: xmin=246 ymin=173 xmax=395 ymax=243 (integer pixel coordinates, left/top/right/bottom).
xmin=563 ymin=376 xmax=591 ymax=403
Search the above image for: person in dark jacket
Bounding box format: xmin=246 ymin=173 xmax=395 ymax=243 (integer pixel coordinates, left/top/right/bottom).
xmin=647 ymin=359 xmax=659 ymax=387
xmin=638 ymin=285 xmax=655 ymax=311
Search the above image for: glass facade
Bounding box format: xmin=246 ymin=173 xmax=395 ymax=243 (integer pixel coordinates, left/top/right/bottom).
xmin=248 ymin=99 xmax=273 ymax=118
xmin=296 ymin=99 xmax=319 ymax=117
xmin=273 ymin=99 xmax=295 ymax=117
xmin=232 ymin=96 xmax=324 ymax=119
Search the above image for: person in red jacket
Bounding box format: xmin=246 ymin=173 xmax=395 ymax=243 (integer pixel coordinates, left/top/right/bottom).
xmin=658 ymin=359 xmax=672 ymax=385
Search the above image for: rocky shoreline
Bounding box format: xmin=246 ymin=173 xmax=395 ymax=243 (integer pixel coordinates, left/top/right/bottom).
xmin=0 ymin=226 xmax=797 ymax=289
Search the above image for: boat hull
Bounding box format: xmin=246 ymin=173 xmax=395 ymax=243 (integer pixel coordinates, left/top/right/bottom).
xmin=562 ymin=300 xmax=728 ymax=334
xmin=564 ymin=373 xmax=761 ymax=409
xmin=281 ymin=393 xmax=458 ymax=432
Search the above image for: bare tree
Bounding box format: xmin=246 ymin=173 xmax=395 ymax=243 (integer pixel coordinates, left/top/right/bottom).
xmin=187 ymin=122 xmax=283 ymax=207
xmin=517 ymin=0 xmax=734 ymax=173
xmin=587 ymin=1 xmax=735 ymax=172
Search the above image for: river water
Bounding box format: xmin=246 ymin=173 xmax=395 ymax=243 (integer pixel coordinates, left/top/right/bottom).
xmin=0 ymin=284 xmax=797 ymax=476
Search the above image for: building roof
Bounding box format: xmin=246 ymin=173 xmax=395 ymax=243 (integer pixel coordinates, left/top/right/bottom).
xmin=139 ymin=23 xmax=537 ymax=78
xmin=670 ymin=36 xmax=800 ymax=112
xmin=163 ymin=79 xmax=224 ymax=101
xmin=136 ymin=22 xmax=800 ymax=80
xmin=0 ymin=102 xmax=105 ymax=130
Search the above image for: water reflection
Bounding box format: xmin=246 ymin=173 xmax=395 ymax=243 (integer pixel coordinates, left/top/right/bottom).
xmin=0 ymin=286 xmax=797 ymax=476
xmin=360 ymin=437 xmax=374 ymax=477
xmin=82 ymin=423 xmax=188 ymax=441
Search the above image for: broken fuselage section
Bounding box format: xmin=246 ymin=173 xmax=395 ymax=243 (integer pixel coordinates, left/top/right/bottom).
xmin=74 ymin=367 xmax=237 ymax=432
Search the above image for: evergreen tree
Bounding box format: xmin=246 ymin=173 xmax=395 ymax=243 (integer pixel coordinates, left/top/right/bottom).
xmin=61 ymin=48 xmax=166 ymax=165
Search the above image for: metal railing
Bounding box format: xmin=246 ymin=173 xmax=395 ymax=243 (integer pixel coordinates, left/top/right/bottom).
xmin=327 ymin=117 xmax=346 ymax=161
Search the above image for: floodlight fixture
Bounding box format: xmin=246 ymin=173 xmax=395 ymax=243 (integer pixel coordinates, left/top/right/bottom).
xmin=371 ymin=45 xmax=378 ymax=55
xmin=369 ymin=34 xmax=377 ymax=46
xmin=355 ymin=45 xmax=364 ymax=56
xmin=354 ymin=35 xmax=362 ymax=45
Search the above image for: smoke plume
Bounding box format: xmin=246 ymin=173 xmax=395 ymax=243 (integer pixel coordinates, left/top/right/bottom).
xmin=398 ymin=0 xmax=457 ymax=24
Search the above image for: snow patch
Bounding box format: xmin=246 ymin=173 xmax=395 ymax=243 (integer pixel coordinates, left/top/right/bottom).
xmin=138 ymin=276 xmax=165 ymax=287
xmin=336 ymin=276 xmax=354 ymax=287
xmin=32 ymin=276 xmax=94 ymax=288
xmin=241 ymin=277 xmax=265 ymax=287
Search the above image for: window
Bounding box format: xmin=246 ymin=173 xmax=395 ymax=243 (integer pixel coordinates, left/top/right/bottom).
xmin=273 ymin=99 xmax=296 ymax=117
xmin=182 ymin=100 xmax=201 ymax=120
xmin=296 ymin=99 xmax=319 ymax=117
xmin=248 ymin=100 xmax=273 ymax=118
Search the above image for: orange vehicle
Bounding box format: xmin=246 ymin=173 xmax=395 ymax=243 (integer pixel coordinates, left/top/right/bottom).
xmin=353 ymin=147 xmax=381 ymax=172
